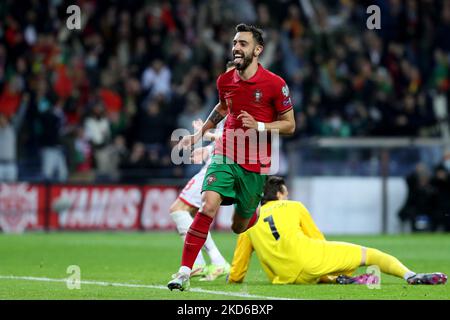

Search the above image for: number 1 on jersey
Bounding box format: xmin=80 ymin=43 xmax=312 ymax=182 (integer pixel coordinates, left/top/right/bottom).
xmin=263 ymin=215 xmax=280 ymax=240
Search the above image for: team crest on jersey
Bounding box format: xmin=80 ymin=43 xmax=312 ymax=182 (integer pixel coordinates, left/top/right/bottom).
xmin=206 ymin=174 xmax=217 ymax=186
xmin=282 ymin=85 xmax=290 ymax=97
xmin=254 ymin=89 xmax=263 ymax=102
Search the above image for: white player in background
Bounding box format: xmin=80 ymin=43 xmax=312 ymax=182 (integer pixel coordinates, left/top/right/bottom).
xmin=169 ymin=115 xmax=230 ymax=281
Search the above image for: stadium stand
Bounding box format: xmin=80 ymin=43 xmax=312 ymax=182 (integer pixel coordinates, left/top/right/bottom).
xmin=0 ymin=0 xmax=449 ymax=185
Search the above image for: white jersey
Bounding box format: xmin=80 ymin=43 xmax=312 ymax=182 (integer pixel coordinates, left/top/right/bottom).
xmin=204 ymin=119 xmax=224 ymax=166
xmin=179 ymin=120 xmax=225 ymax=208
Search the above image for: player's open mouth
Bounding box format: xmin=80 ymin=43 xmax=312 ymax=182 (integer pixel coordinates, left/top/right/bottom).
xmin=233 ymin=53 xmax=244 ymax=64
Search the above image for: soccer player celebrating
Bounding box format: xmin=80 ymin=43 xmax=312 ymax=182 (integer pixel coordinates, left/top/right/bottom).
xmin=168 ymin=23 xmax=295 ymax=291
xmin=228 ymin=176 xmax=448 ymax=286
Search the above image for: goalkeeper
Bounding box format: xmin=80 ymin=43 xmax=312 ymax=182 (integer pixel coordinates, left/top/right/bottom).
xmin=228 ymin=176 xmax=447 ymax=285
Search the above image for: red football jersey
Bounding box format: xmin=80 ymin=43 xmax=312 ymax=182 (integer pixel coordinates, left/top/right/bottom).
xmin=214 ymin=64 xmax=293 ymax=173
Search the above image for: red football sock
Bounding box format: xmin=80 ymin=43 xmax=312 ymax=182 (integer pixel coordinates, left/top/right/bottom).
xmin=244 ymin=209 xmax=259 ymax=231
xmin=181 ymin=212 xmax=213 ymax=269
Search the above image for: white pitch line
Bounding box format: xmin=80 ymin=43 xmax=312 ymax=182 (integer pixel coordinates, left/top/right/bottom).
xmin=0 ymin=275 xmax=297 ymax=300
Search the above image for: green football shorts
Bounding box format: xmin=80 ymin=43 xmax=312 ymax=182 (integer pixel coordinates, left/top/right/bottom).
xmin=202 ymin=155 xmax=267 ymax=219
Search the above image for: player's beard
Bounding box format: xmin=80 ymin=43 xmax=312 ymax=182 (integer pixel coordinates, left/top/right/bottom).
xmin=234 ymin=51 xmax=254 ymax=71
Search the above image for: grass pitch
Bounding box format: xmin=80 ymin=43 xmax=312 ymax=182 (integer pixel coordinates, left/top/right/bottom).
xmin=0 ymin=232 xmax=449 ymax=300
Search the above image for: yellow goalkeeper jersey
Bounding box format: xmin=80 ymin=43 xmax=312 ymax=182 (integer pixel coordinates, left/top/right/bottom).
xmin=228 ymin=200 xmax=326 ymax=284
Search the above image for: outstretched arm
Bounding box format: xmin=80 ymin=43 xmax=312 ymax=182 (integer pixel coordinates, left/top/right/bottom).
xmin=191 ymin=145 xmax=214 ymax=164
xmin=299 ymin=203 xmax=325 ymax=240
xmin=177 ymin=102 xmax=227 ymax=149
xmin=200 ymin=101 xmax=227 ymax=135
xmin=228 ymin=232 xmax=254 ymax=283
xmin=192 ymin=118 xmax=223 ymax=142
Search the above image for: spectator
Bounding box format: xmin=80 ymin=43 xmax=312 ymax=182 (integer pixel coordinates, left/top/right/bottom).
xmin=38 ymin=98 xmax=68 ymax=182
xmin=141 ymin=59 xmax=171 ymax=100
xmin=96 ymin=135 xmax=128 ymax=182
xmin=84 ymin=102 xmax=111 ymax=172
xmin=177 ymin=92 xmax=208 ymax=131
xmin=119 ymin=142 xmax=148 ymax=184
xmin=0 ymin=95 xmax=28 ymax=182
xmin=392 ymin=94 xmax=422 ymax=136
xmin=134 ymin=98 xmax=170 ymax=151
xmin=70 ymin=126 xmax=94 ymax=182
xmin=0 ymin=76 xmax=24 ymax=117
xmin=430 ymin=152 xmax=450 ymax=231
xmin=435 ymin=0 xmax=450 ymax=52
xmin=398 ymin=163 xmax=435 ymax=232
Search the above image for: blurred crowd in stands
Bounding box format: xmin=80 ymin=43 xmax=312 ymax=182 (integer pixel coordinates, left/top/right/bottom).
xmin=399 ymin=151 xmax=450 ymax=232
xmin=0 ymin=0 xmax=450 ymax=183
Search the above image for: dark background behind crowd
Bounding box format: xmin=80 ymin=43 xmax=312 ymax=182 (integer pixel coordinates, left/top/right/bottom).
xmin=0 ymin=0 xmax=450 ymax=229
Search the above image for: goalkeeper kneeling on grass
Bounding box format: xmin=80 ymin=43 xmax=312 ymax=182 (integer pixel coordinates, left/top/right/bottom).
xmin=228 ymin=176 xmax=447 ymax=285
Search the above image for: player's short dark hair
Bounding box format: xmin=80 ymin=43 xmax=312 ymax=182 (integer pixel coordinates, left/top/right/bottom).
xmin=261 ymin=176 xmax=286 ymax=205
xmin=235 ymin=23 xmax=264 ymax=46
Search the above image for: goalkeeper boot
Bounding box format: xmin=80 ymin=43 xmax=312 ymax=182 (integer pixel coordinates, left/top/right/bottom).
xmin=335 ymin=275 xmax=353 ymax=284
xmin=190 ymin=264 xmax=208 ymax=277
xmin=199 ymin=262 xmax=231 ymax=281
xmin=336 ymin=273 xmax=379 ymax=285
xmin=407 ymin=273 xmax=447 ymax=285
xmin=167 ymin=272 xmax=190 ymax=291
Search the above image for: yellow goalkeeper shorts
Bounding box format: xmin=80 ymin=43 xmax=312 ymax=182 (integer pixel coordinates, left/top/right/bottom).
xmin=295 ymin=238 xmax=363 ymax=284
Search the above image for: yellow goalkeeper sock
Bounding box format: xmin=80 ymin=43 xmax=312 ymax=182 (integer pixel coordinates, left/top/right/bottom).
xmin=366 ymin=248 xmax=415 ymax=280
